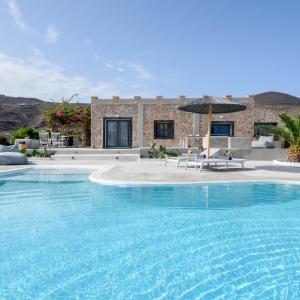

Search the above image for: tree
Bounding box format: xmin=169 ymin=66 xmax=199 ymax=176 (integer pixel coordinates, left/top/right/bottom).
xmin=74 ymin=105 xmax=91 ymax=146
xmin=42 ymin=99 xmax=91 ymax=146
xmin=263 ymin=114 xmax=300 ymax=162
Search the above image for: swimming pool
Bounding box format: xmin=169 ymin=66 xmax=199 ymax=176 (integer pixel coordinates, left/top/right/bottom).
xmin=0 ymin=169 xmax=300 ymax=299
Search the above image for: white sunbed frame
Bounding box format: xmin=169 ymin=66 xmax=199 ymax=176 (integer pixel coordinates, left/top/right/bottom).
xmin=186 ymin=158 xmax=246 ymax=173
xmin=164 ymin=148 xmax=220 ymax=168
xmin=164 ymin=154 xmax=204 ymax=168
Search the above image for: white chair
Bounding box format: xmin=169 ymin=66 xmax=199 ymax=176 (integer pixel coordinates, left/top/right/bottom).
xmin=51 ymin=132 xmax=65 ymax=148
xmin=251 ymin=136 xmax=275 ymax=148
xmin=39 ymin=132 xmax=51 ymax=148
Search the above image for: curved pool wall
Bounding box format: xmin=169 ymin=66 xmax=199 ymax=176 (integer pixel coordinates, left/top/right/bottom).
xmin=0 ymin=169 xmax=300 ymax=299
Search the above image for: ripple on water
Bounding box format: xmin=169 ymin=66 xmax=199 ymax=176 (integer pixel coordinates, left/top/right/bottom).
xmin=0 ymin=170 xmax=300 ymax=299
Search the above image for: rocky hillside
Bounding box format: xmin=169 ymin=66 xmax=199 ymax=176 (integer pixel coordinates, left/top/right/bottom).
xmin=253 ymin=91 xmax=300 ymax=106
xmin=0 ymin=95 xmax=53 ymax=133
xmin=0 ymin=95 xmax=91 ymax=133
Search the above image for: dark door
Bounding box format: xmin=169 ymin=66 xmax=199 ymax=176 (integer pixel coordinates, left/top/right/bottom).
xmin=104 ymin=118 xmax=132 ymax=148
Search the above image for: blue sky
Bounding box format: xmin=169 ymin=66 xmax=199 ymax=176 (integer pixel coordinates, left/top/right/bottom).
xmin=1 ymin=0 xmax=300 ymax=102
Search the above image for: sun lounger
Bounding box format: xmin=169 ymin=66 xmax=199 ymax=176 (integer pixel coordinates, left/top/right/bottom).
xmin=188 ymin=158 xmax=246 ymax=172
xmin=251 ymin=136 xmax=275 ymax=148
xmin=165 ymin=153 xmax=205 ymax=168
xmin=165 ymin=148 xmax=221 ymax=168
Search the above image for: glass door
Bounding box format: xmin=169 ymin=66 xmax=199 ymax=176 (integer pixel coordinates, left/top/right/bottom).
xmin=104 ymin=118 xmax=132 ymax=148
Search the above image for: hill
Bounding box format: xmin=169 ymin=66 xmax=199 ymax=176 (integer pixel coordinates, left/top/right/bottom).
xmin=0 ymin=95 xmax=89 ymax=133
xmin=253 ymin=91 xmax=300 ymax=106
xmin=0 ymin=95 xmax=53 ymax=133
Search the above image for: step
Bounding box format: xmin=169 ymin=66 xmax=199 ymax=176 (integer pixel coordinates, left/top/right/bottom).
xmin=52 ymin=148 xmax=141 ymax=155
xmin=51 ymin=153 xmax=140 ymax=162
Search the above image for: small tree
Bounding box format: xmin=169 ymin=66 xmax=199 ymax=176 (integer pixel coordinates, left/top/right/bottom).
xmin=42 ymin=101 xmax=77 ymax=135
xmin=74 ymin=105 xmax=91 ymax=146
xmin=42 ymin=99 xmax=91 ymax=146
xmin=263 ymin=113 xmax=300 ymax=162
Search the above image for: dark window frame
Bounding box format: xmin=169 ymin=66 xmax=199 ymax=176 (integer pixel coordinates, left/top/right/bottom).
xmin=103 ymin=117 xmax=133 ymax=148
xmin=154 ymin=120 xmax=174 ymax=139
xmin=253 ymin=122 xmax=277 ymax=138
xmin=211 ymin=121 xmax=234 ymax=136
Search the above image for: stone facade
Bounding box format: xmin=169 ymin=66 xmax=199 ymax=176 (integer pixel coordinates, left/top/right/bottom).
xmin=91 ymin=93 xmax=300 ymax=148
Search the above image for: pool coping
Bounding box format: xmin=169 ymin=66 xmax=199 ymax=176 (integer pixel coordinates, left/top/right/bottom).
xmin=88 ymin=166 xmax=300 ymax=186
xmin=0 ymin=166 xmax=32 ymax=174
xmin=89 ymin=173 xmax=300 ymax=187
xmin=0 ymin=164 xmax=299 ymax=187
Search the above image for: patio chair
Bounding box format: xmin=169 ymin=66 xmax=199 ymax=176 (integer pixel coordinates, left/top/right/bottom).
xmin=51 ymin=132 xmax=65 ymax=148
xmin=39 ymin=131 xmax=51 ymax=148
xmin=251 ymin=136 xmax=275 ymax=148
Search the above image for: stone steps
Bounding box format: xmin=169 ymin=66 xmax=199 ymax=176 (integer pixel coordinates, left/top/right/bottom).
xmin=51 ymin=153 xmax=140 ymax=162
xmin=51 ymin=148 xmax=141 ymax=155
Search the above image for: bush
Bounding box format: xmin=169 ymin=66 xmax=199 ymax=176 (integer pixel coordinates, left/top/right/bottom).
xmin=148 ymin=142 xmax=181 ymax=158
xmin=26 ymin=149 xmax=54 ymax=158
xmin=0 ymin=133 xmax=10 ymax=145
xmin=11 ymin=127 xmax=39 ymax=143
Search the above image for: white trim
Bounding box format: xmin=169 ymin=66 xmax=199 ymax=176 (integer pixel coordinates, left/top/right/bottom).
xmin=273 ymin=160 xmax=300 ymax=167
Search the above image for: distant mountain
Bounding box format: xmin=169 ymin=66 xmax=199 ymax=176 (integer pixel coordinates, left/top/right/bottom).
xmin=0 ymin=95 xmax=52 ymax=133
xmin=0 ymin=95 xmax=90 ymax=133
xmin=253 ymin=91 xmax=300 ymax=106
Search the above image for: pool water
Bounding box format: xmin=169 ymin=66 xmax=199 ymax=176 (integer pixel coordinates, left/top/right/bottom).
xmin=1 ymin=169 xmax=300 ymax=299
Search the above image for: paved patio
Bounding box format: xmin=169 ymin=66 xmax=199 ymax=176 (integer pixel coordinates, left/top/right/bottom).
xmin=89 ymin=159 xmax=300 ymax=185
xmin=1 ymin=159 xmax=299 ymax=185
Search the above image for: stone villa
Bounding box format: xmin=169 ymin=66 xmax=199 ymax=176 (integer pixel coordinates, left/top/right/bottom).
xmin=91 ymin=92 xmax=300 ymax=149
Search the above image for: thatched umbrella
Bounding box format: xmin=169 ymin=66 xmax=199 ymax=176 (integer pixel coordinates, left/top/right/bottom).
xmin=178 ymin=96 xmax=247 ymax=158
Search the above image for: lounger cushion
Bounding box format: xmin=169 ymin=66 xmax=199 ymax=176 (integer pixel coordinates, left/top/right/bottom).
xmin=0 ymin=144 xmax=19 ymax=153
xmin=0 ymin=152 xmax=28 ymax=165
xmin=251 ymin=136 xmax=275 ymax=148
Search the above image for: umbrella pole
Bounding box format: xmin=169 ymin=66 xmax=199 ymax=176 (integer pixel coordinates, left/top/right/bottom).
xmin=207 ymin=104 xmax=212 ymax=158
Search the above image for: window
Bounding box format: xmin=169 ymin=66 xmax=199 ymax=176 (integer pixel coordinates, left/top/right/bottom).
xmin=154 ymin=120 xmax=174 ymax=139
xmin=211 ymin=122 xmax=234 ymax=136
xmin=254 ymin=122 xmax=277 ymax=137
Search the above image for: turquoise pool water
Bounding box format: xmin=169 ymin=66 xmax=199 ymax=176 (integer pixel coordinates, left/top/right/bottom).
xmin=0 ymin=169 xmax=300 ymax=299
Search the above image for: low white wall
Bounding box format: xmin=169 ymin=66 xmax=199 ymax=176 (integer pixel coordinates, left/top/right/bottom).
xmin=203 ymin=136 xmax=228 ymax=148
xmin=231 ymin=148 xmax=288 ymax=161
xmin=228 ymin=137 xmax=251 ymax=149
xmin=15 ymin=139 xmax=39 ymax=149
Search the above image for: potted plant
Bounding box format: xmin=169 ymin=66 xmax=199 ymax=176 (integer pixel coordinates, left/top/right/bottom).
xmin=225 ymin=150 xmax=232 ymax=160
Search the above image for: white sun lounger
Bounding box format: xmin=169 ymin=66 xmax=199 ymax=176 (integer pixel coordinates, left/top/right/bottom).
xmin=164 ymin=148 xmax=220 ymax=168
xmin=188 ymin=158 xmax=246 ymax=172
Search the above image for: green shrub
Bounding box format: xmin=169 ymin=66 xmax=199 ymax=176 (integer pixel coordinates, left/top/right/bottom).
xmin=0 ymin=133 xmax=10 ymax=145
xmin=11 ymin=127 xmax=39 ymax=143
xmin=148 ymin=142 xmax=181 ymax=158
xmin=26 ymin=148 xmax=54 ymax=158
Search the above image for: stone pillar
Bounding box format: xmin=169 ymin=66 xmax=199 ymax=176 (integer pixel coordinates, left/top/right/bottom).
xmin=193 ymin=114 xmax=200 ymax=135
xmin=178 ymin=95 xmax=186 ymax=105
xmin=91 ymin=96 xmax=98 ymax=103
xmin=247 ymin=95 xmax=255 ymax=103
xmin=135 ymin=96 xmax=144 ymax=147
xmin=112 ymin=96 xmax=119 ymax=104
xmin=156 ymin=96 xmax=163 ymax=104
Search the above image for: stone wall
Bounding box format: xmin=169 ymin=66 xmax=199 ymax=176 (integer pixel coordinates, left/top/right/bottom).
xmin=200 ymin=101 xmax=300 ymax=137
xmin=143 ymin=103 xmax=194 ymax=147
xmin=91 ymin=96 xmax=300 ymax=148
xmin=91 ymin=99 xmax=138 ymax=148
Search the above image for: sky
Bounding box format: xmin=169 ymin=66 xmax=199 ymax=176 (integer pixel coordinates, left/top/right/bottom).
xmin=1 ymin=0 xmax=300 ymax=102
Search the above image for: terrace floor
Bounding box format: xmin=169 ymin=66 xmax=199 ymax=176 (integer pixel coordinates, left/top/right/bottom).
xmin=1 ymin=159 xmax=299 ymax=185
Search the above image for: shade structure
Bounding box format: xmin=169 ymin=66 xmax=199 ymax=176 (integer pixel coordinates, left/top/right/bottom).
xmin=178 ymin=96 xmax=247 ymax=158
